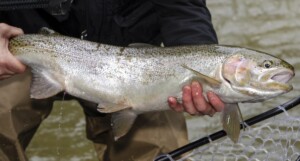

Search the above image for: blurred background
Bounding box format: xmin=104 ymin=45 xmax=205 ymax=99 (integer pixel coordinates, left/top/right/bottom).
xmin=26 ymin=0 xmax=300 ymax=160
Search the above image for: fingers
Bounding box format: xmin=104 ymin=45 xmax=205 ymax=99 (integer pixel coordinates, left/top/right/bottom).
xmin=182 ymin=85 xmax=199 ymax=115
xmin=0 ymin=23 xmax=23 ymax=38
xmin=0 ymin=47 xmax=27 ymax=77
xmin=168 ymin=81 xmax=225 ymax=117
xmin=0 ymin=67 xmax=14 ymax=79
xmin=0 ymin=74 xmax=13 ymax=79
xmin=168 ymin=97 xmax=184 ymax=112
xmin=190 ymin=81 xmax=215 ymax=116
xmin=207 ymin=91 xmax=225 ymax=112
xmin=6 ymin=55 xmax=27 ymax=73
xmin=0 ymin=23 xmax=26 ymax=79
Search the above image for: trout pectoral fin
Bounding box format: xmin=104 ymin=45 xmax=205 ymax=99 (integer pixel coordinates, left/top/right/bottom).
xmin=97 ymin=103 xmax=131 ymax=113
xmin=30 ymin=69 xmax=63 ymax=99
xmin=222 ymin=103 xmax=241 ymax=143
xmin=111 ymin=109 xmax=137 ymax=141
xmin=181 ymin=64 xmax=221 ymax=88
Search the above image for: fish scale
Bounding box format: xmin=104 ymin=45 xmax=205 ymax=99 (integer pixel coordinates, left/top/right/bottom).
xmin=8 ymin=28 xmax=295 ymax=142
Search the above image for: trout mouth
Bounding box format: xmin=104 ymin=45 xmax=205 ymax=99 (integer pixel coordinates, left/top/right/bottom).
xmin=270 ymin=69 xmax=294 ymax=84
xmin=268 ymin=69 xmax=295 ymax=91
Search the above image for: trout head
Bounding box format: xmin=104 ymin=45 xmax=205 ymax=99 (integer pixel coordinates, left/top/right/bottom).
xmin=221 ymin=48 xmax=294 ymax=102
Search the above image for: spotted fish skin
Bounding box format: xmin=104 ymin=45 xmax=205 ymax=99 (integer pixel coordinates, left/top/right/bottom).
xmin=9 ymin=34 xmax=229 ymax=112
xmin=8 ymin=31 xmax=294 ymax=141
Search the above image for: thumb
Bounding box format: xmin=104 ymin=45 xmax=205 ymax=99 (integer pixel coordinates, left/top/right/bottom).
xmin=0 ymin=23 xmax=24 ymax=38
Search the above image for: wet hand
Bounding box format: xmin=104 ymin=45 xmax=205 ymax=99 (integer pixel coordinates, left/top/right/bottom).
xmin=0 ymin=23 xmax=25 ymax=80
xmin=168 ymin=81 xmax=225 ymax=116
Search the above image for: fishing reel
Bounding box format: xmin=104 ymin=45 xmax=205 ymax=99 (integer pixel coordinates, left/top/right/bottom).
xmin=0 ymin=0 xmax=73 ymax=15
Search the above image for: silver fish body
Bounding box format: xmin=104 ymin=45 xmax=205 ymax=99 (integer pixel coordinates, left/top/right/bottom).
xmin=9 ymin=31 xmax=295 ymax=141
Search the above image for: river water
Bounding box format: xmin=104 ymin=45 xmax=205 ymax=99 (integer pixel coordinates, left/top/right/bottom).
xmin=26 ymin=0 xmax=300 ymax=160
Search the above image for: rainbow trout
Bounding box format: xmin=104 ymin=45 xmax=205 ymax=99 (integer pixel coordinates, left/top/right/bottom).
xmin=9 ymin=29 xmax=295 ymax=142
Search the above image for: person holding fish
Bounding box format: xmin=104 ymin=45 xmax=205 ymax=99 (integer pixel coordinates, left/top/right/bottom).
xmin=0 ymin=0 xmax=225 ymax=160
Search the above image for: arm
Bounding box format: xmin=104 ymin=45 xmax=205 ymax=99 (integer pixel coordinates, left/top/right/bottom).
xmin=152 ymin=0 xmax=224 ymax=116
xmin=152 ymin=0 xmax=218 ymax=46
xmin=0 ymin=23 xmax=26 ymax=79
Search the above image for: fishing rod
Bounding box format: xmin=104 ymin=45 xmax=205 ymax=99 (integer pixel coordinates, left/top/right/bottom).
xmin=154 ymin=96 xmax=300 ymax=161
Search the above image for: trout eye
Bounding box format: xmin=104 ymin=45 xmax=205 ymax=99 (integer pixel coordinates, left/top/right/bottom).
xmin=263 ymin=60 xmax=273 ymax=68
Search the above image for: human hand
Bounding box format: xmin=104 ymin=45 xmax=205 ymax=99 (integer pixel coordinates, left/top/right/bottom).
xmin=0 ymin=23 xmax=25 ymax=80
xmin=168 ymin=81 xmax=225 ymax=116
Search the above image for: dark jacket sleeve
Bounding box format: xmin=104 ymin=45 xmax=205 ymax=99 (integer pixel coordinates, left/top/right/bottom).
xmin=0 ymin=10 xmax=50 ymax=33
xmin=152 ymin=0 xmax=218 ymax=46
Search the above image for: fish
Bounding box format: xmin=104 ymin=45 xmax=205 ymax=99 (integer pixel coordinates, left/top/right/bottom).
xmin=8 ymin=28 xmax=295 ymax=142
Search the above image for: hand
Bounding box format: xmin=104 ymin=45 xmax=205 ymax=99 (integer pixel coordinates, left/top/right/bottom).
xmin=168 ymin=81 xmax=224 ymax=116
xmin=0 ymin=23 xmax=25 ymax=80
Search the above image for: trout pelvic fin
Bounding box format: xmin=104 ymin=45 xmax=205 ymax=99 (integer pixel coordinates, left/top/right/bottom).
xmin=97 ymin=103 xmax=135 ymax=140
xmin=222 ymin=103 xmax=241 ymax=143
xmin=30 ymin=68 xmax=63 ymax=99
xmin=181 ymin=64 xmax=221 ymax=88
xmin=111 ymin=109 xmax=137 ymax=141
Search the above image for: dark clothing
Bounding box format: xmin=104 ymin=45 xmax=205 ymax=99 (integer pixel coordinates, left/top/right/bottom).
xmin=0 ymin=0 xmax=218 ymax=160
xmin=0 ymin=0 xmax=218 ymax=117
xmin=0 ymin=0 xmax=217 ymax=46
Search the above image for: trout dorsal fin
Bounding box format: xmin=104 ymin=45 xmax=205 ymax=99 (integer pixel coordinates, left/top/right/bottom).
xmin=38 ymin=27 xmax=60 ymax=36
xmin=181 ymin=64 xmax=221 ymax=88
xmin=128 ymin=43 xmax=155 ymax=48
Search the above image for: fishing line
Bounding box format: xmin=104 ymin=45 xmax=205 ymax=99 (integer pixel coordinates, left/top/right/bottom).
xmin=154 ymin=96 xmax=300 ymax=161
xmin=56 ymin=92 xmax=67 ymax=161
